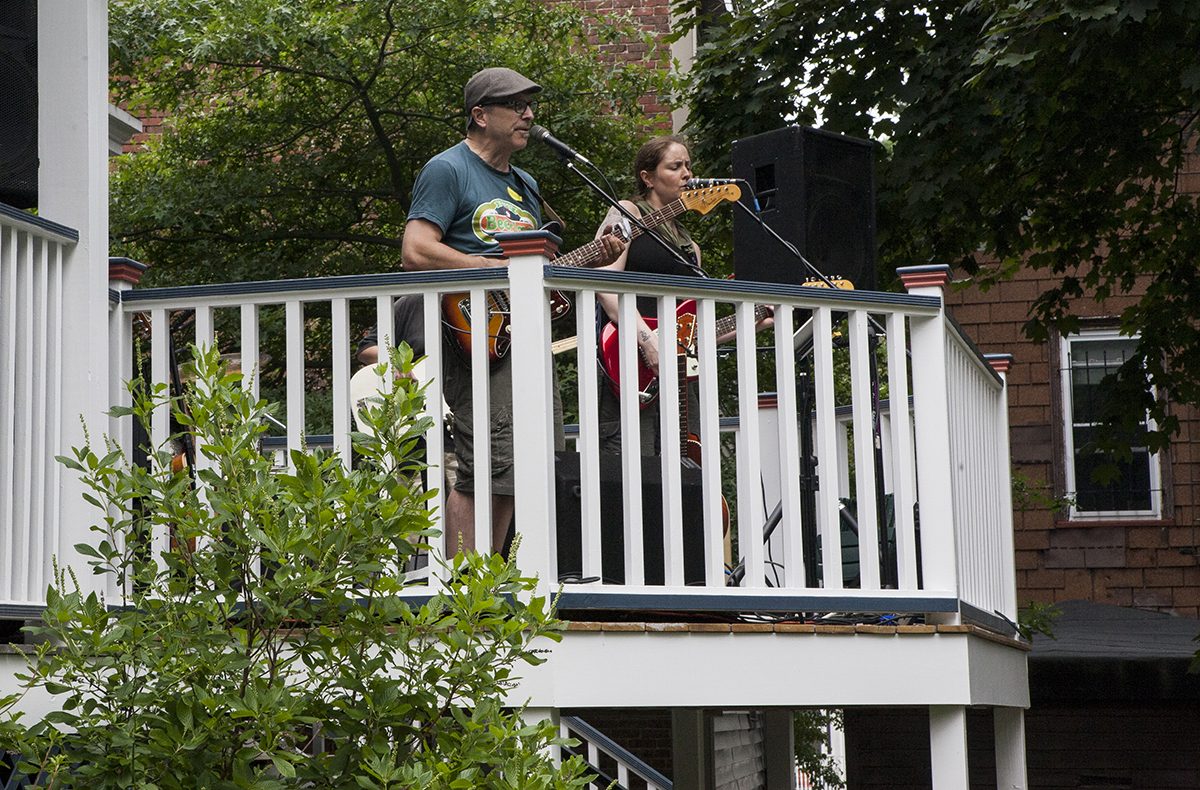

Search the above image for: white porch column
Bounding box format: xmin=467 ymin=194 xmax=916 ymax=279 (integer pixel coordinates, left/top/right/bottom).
xmin=39 ymin=0 xmax=110 ymax=591
xmin=672 ymin=709 xmax=713 ymax=790
xmin=762 ymin=709 xmax=797 ymax=789
xmin=898 ymin=264 xmax=959 ymax=623
xmin=521 ymin=706 xmax=561 ymax=765
xmin=498 ymin=231 xmax=559 ymax=593
xmin=929 ymin=705 xmax=970 ymax=790
xmin=994 ymin=706 xmax=1028 ymax=790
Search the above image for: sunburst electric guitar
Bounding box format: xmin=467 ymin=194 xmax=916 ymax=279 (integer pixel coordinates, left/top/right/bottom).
xmin=440 ymin=184 xmax=742 ymax=362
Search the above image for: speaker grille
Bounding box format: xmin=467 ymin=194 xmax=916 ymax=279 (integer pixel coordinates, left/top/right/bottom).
xmin=731 ymin=126 xmax=876 ymax=289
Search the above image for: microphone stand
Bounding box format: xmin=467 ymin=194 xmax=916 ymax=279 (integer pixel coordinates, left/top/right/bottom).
xmin=725 ymin=186 xmax=897 ymax=592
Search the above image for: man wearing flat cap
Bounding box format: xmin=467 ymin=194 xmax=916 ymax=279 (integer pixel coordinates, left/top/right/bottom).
xmin=391 ymin=66 xmax=624 ymax=557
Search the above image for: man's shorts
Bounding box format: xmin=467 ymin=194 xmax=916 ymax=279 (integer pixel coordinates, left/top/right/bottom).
xmin=442 ymin=353 xmax=564 ymax=497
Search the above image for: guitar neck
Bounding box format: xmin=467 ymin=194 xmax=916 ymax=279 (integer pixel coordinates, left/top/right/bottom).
xmin=553 ymin=198 xmax=690 ymax=270
xmin=712 ymin=304 xmax=770 ymax=338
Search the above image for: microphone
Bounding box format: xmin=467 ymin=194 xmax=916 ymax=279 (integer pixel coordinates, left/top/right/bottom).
xmin=529 ymin=125 xmax=593 ymax=167
xmin=686 ymin=177 xmax=740 ymax=188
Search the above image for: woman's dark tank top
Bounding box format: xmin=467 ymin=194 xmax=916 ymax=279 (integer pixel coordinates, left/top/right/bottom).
xmin=626 ymin=199 xmax=698 ymax=318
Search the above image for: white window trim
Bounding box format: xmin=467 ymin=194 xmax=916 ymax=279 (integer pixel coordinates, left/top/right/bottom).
xmin=1059 ymin=329 xmax=1162 ymax=521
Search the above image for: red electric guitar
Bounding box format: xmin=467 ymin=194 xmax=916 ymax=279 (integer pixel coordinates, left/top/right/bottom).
xmin=440 ymin=184 xmax=742 ymax=362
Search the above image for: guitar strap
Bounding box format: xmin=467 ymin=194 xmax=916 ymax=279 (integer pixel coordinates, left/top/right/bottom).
xmin=510 ymin=167 xmax=566 ymax=234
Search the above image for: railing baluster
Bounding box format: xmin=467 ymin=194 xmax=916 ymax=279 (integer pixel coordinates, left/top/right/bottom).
xmin=735 ymin=299 xmax=765 ymax=587
xmin=240 ymin=303 xmax=260 ymax=400
xmin=421 ymin=290 xmax=446 ymax=575
xmin=14 ymin=231 xmax=33 ymax=599
xmin=617 ymin=292 xmax=644 ymax=585
xmin=657 ymin=294 xmax=683 ymax=587
xmin=812 ymin=306 xmax=842 ymax=589
xmin=575 ymin=289 xmax=603 ymax=580
xmin=194 ymin=304 xmax=214 ymax=350
xmin=331 ymin=297 xmax=351 ymax=469
xmin=773 ymin=305 xmax=805 ymax=588
xmin=285 ymin=299 xmax=305 ymax=466
xmin=468 ymin=286 xmax=492 ymax=553
xmin=373 ymin=294 xmax=393 ymax=383
xmin=0 ymin=227 xmax=14 ymax=604
xmin=47 ymin=242 xmax=65 ymax=599
xmin=695 ymin=297 xmax=723 ymax=586
xmin=848 ymin=310 xmax=880 ymax=590
xmin=193 ymin=305 xmax=215 ymax=494
xmin=885 ymin=312 xmax=919 ymax=589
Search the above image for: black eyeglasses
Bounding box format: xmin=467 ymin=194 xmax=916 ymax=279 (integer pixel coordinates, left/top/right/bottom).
xmin=485 ymin=98 xmax=537 ymax=114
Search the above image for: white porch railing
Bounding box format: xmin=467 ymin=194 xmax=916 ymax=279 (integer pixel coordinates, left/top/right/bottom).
xmin=0 ymin=204 xmax=77 ymax=618
xmin=103 ymin=239 xmax=1016 ymax=625
xmin=946 ymin=325 xmax=1017 ymax=622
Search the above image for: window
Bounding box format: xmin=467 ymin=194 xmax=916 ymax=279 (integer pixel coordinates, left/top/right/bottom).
xmin=1065 ymin=331 xmax=1156 ymax=521
xmin=1060 ymin=330 xmax=1161 ymax=519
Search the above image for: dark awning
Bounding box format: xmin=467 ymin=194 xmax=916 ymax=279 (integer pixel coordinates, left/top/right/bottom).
xmin=1030 ymin=600 xmax=1200 ymax=701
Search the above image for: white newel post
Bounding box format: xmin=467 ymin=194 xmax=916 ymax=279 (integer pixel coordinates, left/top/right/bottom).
xmin=897 ymin=265 xmax=959 ymax=621
xmin=40 ymin=0 xmax=111 ymax=593
xmin=107 ymin=259 xmax=147 ymax=452
xmin=497 ymin=231 xmax=559 ymax=594
xmin=985 ymin=353 xmax=1019 ymax=623
xmin=106 ymin=259 xmax=145 ymax=603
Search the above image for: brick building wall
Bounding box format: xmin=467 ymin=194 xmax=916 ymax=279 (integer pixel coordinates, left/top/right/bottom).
xmin=844 ymin=702 xmax=1200 ymax=790
xmin=942 ymin=147 xmax=1200 ymax=615
xmin=565 ymin=0 xmax=678 ymax=121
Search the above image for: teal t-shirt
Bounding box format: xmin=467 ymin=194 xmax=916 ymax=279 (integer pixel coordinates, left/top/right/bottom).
xmin=407 ymin=141 xmax=542 ymax=256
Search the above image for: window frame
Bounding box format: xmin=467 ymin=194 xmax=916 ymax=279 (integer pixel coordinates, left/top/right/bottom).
xmin=1058 ymin=329 xmax=1162 ymax=521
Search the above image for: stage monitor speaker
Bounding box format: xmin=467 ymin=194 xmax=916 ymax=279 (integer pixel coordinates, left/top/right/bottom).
xmin=731 ymin=126 xmax=876 ymax=290
xmin=554 ymin=451 xmax=707 ymax=586
xmin=0 ymin=0 xmax=38 ymax=209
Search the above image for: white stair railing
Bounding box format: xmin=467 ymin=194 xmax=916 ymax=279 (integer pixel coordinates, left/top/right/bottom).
xmin=560 ymin=715 xmax=673 ymax=790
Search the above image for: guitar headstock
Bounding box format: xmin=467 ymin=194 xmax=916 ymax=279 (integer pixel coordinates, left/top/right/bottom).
xmin=680 ymin=183 xmax=742 ymax=215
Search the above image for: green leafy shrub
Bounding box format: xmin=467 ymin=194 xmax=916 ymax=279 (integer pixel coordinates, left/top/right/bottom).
xmin=1 ymin=345 xmax=587 ymax=789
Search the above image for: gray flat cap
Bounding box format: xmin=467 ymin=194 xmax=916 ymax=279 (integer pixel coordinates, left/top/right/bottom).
xmin=464 ymin=67 xmax=542 ymax=113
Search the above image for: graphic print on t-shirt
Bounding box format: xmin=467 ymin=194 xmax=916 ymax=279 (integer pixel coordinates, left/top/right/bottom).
xmin=472 ymin=198 xmax=537 ymax=243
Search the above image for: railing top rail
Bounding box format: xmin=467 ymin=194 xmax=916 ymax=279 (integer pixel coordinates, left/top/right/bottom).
xmin=544 ymin=265 xmax=944 ymax=313
xmin=946 ymin=314 xmax=1004 ymax=388
xmin=0 ymin=202 xmax=79 ymax=244
xmin=120 ymin=268 xmax=508 ymax=309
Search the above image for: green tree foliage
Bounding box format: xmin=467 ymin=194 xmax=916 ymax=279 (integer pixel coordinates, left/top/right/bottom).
xmin=109 ymin=0 xmax=672 ymax=286
xmin=0 ymin=346 xmax=588 ymax=788
xmin=793 ymin=710 xmax=845 ymax=789
xmin=676 ymin=0 xmax=1200 ymax=448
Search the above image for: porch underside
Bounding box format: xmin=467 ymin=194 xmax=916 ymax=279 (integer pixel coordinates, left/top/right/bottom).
xmin=510 ymin=623 xmax=1030 ymax=710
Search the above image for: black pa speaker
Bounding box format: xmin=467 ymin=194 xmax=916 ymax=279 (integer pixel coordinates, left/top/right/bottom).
xmin=732 ymin=126 xmax=876 ymax=290
xmin=0 ymin=0 xmax=38 ymax=209
xmin=554 ymin=451 xmax=707 ymax=586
